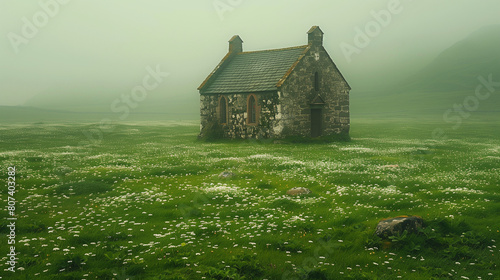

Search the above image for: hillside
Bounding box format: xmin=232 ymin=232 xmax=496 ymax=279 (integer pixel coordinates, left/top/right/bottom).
xmin=401 ymin=24 xmax=500 ymax=93
xmin=22 ymin=86 xmax=200 ymax=119
xmin=0 ymin=106 xmax=84 ymax=124
xmin=352 ymin=25 xmax=500 ymax=119
xmin=0 ymin=106 xmax=197 ymax=124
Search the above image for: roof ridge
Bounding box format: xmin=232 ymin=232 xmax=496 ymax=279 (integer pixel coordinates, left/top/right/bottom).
xmin=200 ymin=44 xmax=311 ymax=94
xmin=239 ymin=45 xmax=309 ymax=55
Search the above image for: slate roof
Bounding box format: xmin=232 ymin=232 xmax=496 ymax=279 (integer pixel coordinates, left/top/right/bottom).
xmin=199 ymin=45 xmax=309 ymax=94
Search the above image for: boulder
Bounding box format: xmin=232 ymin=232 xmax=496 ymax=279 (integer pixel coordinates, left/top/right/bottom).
xmin=286 ymin=187 xmax=312 ymax=196
xmin=375 ymin=216 xmax=424 ymax=238
xmin=218 ymin=171 xmax=236 ymax=179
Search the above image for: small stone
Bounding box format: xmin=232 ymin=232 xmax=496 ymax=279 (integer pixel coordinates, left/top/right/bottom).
xmin=218 ymin=171 xmax=236 ymax=179
xmin=286 ymin=187 xmax=312 ymax=196
xmin=375 ymin=216 xmax=424 ymax=238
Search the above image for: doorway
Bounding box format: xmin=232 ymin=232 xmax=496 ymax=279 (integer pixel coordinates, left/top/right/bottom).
xmin=311 ymin=108 xmax=322 ymax=138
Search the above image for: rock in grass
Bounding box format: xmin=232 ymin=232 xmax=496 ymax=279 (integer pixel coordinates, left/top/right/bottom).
xmin=375 ymin=216 xmax=424 ymax=238
xmin=286 ymin=187 xmax=312 ymax=196
xmin=219 ymin=171 xmax=236 ymax=179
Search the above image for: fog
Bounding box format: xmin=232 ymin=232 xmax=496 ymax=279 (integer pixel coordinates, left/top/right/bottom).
xmin=1 ymin=0 xmax=500 ymax=117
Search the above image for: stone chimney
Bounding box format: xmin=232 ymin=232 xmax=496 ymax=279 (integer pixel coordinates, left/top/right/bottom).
xmin=228 ymin=35 xmax=243 ymax=53
xmin=307 ymin=26 xmax=324 ymax=46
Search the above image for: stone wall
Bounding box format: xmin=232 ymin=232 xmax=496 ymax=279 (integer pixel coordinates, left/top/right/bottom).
xmin=278 ymin=44 xmax=350 ymax=137
xmin=199 ymin=92 xmax=281 ymax=139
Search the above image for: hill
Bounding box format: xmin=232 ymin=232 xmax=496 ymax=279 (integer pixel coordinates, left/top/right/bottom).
xmin=352 ymin=25 xmax=500 ymax=119
xmin=401 ymin=24 xmax=500 ymax=93
xmin=0 ymin=106 xmax=83 ymax=124
xmin=22 ymin=86 xmax=200 ymax=120
xmin=0 ymin=105 xmax=197 ymax=124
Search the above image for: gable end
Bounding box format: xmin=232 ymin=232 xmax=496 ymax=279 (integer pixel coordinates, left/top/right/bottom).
xmin=276 ymin=45 xmax=311 ymax=88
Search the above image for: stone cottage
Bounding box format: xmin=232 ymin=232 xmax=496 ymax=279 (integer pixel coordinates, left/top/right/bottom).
xmin=198 ymin=26 xmax=351 ymax=139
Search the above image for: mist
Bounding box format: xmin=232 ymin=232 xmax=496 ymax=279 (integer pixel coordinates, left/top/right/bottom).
xmin=1 ymin=0 xmax=500 ymax=119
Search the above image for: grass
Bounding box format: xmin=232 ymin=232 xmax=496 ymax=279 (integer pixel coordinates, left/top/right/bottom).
xmin=0 ymin=118 xmax=499 ymax=279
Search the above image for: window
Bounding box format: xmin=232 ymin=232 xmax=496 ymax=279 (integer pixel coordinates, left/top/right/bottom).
xmin=218 ymin=96 xmax=228 ymax=124
xmin=247 ymin=94 xmax=258 ymax=125
xmin=314 ymin=72 xmax=320 ymax=91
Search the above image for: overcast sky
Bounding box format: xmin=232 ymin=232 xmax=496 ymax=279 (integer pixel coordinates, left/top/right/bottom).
xmin=1 ymin=0 xmax=500 ymax=107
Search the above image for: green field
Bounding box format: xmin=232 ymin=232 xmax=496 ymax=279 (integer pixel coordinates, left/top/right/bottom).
xmin=0 ymin=118 xmax=499 ymax=279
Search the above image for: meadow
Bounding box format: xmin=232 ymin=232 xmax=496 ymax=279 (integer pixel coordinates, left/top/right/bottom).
xmin=0 ymin=118 xmax=499 ymax=279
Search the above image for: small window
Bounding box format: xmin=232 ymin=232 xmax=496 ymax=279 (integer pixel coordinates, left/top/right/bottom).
xmin=247 ymin=94 xmax=257 ymax=125
xmin=314 ymin=72 xmax=320 ymax=91
xmin=219 ymin=96 xmax=228 ymax=124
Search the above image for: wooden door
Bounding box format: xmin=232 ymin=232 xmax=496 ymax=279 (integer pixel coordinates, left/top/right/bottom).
xmin=311 ymin=108 xmax=322 ymax=137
